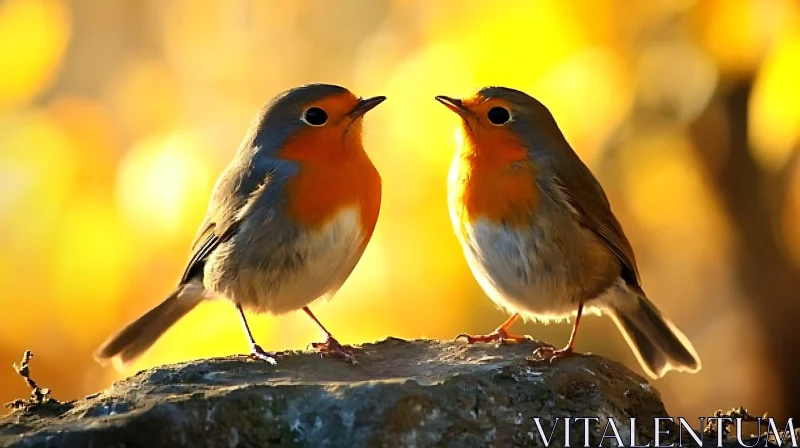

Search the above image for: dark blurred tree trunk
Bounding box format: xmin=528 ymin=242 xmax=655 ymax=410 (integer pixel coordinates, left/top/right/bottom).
xmin=690 ymin=79 xmax=800 ymax=419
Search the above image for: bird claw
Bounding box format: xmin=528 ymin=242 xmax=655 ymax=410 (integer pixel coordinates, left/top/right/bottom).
xmin=456 ymin=329 xmax=529 ymax=345
xmin=310 ymin=336 xmax=358 ymax=365
xmin=530 ymin=345 xmax=573 ymax=364
xmin=249 ymin=343 xmax=278 ymax=365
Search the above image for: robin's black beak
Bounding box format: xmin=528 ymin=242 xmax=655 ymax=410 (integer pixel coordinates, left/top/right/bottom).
xmin=435 ymin=96 xmax=470 ymax=117
xmin=349 ymin=96 xmax=386 ymax=119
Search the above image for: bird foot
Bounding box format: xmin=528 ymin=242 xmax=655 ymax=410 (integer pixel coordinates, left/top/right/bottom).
xmin=530 ymin=345 xmax=574 ymax=364
xmin=456 ymin=328 xmax=529 ymax=345
xmin=311 ymin=336 xmax=357 ymax=365
xmin=248 ymin=343 xmax=278 ymax=365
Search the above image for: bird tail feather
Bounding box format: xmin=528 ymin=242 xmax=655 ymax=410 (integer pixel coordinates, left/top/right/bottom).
xmin=607 ymin=290 xmax=701 ymax=379
xmin=94 ymin=283 xmax=204 ymax=369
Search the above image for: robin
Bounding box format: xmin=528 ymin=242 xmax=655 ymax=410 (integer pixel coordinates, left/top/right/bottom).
xmin=95 ymin=84 xmax=385 ymax=368
xmin=435 ymin=87 xmax=701 ymax=379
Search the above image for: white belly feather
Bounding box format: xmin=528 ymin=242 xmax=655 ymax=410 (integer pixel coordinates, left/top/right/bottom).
xmin=216 ymin=206 xmax=365 ymax=315
xmin=455 ymin=218 xmax=580 ymax=321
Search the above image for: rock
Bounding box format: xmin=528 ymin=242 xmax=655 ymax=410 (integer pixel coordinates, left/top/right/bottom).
xmin=0 ymin=338 xmax=669 ymax=447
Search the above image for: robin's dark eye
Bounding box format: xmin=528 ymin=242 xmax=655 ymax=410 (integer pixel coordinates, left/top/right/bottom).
xmin=303 ymin=107 xmax=328 ymax=126
xmin=487 ymin=107 xmax=511 ymax=125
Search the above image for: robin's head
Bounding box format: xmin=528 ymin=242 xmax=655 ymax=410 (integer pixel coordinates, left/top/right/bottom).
xmin=435 ymin=87 xmax=566 ymax=159
xmin=245 ymin=84 xmax=386 ymax=161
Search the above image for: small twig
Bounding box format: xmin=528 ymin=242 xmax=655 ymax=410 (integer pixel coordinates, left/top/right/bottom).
xmin=4 ymin=350 xmax=57 ymax=410
xmin=703 ymin=406 xmax=767 ymax=440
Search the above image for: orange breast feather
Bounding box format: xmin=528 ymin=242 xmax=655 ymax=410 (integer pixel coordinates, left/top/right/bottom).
xmin=279 ymin=132 xmax=381 ymax=243
xmin=452 ymin=133 xmax=539 ymax=229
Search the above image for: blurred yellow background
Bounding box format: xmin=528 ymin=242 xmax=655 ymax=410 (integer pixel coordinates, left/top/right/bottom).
xmin=2 ymin=0 xmax=800 ymax=421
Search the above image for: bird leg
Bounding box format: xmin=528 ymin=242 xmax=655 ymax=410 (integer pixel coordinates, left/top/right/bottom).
xmin=532 ymin=303 xmax=584 ymax=362
xmin=237 ymin=304 xmax=277 ymax=365
xmin=456 ymin=313 xmax=529 ymax=344
xmin=303 ymin=307 xmax=356 ymax=364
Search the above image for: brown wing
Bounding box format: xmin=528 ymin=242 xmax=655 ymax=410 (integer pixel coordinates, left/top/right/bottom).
xmin=179 ymin=220 xmax=239 ymax=284
xmin=555 ymin=148 xmax=641 ymax=288
xmin=180 ymin=221 xmax=218 ymax=284
xmin=177 ymin=159 xmax=280 ymax=284
xmin=178 ymin=168 xmax=244 ymax=284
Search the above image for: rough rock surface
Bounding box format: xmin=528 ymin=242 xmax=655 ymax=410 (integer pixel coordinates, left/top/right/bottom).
xmin=0 ymin=338 xmax=671 ymax=447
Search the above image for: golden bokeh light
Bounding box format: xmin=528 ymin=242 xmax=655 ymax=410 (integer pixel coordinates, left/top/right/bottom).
xmin=0 ymin=0 xmax=70 ymax=109
xmin=620 ymin=129 xmax=726 ymax=254
xmin=47 ymin=97 xmax=118 ymax=186
xmin=109 ymin=61 xmax=180 ymax=140
xmin=52 ymin=197 xmax=133 ymax=347
xmin=116 ymin=133 xmax=213 ymax=242
xmin=530 ymin=49 xmax=632 ymax=163
xmin=0 ymin=112 xmax=78 ymax=247
xmin=696 ymin=0 xmax=785 ymax=77
xmin=750 ymin=3 xmax=800 ymax=172
xmin=382 ymin=42 xmax=474 ymax=172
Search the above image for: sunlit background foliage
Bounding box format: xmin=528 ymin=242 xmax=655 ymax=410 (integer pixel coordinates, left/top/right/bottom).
xmin=2 ymin=0 xmax=799 ymax=421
